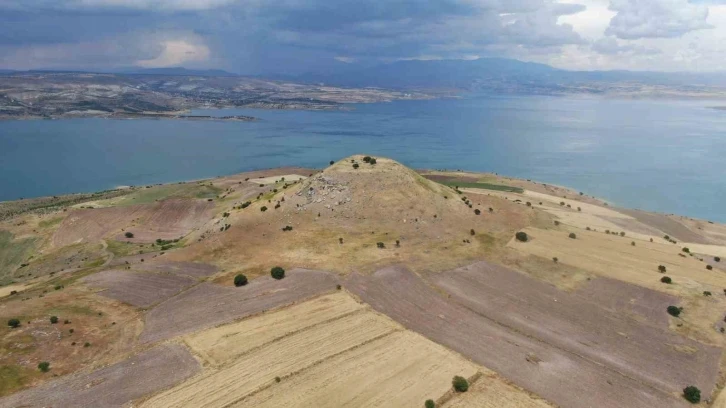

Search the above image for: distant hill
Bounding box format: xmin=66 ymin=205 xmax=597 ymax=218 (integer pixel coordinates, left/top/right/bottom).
xmin=122 ymin=67 xmax=238 ymax=77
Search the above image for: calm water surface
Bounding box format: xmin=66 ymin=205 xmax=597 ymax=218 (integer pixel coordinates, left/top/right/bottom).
xmin=1 ymin=94 xmax=725 ymax=222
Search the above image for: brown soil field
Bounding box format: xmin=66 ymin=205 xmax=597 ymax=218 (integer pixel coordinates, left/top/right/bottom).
xmin=346 ymin=266 xmax=691 ymax=408
xmin=617 ymin=208 xmax=712 ymax=244
xmin=0 ymin=344 xmax=200 ymax=408
xmin=442 ymin=372 xmax=554 ymax=408
xmin=508 ymin=227 xmax=726 ymax=291
xmin=184 ymin=292 xmax=365 ymax=365
xmin=83 ymin=269 xmax=197 ymax=308
xmin=134 ymin=260 xmax=218 ymax=278
xmin=576 ymin=276 xmax=679 ymax=327
xmin=139 ymin=268 xmax=339 ymax=343
xmin=431 ymin=261 xmax=720 ymax=396
xmin=53 ymin=198 xmax=213 ymax=247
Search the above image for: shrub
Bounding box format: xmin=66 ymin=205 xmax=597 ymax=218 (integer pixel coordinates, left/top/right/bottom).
xmin=363 ymin=156 xmax=372 ymax=163
xmin=271 ymin=267 xmax=285 ymax=280
xmin=515 ymin=232 xmax=528 ymax=242
xmin=682 ymin=247 xmax=690 ymax=253
xmin=704 ymin=291 xmax=712 ymax=296
xmin=683 ymin=386 xmax=701 ymax=403
xmin=329 ymin=160 xmax=334 ymax=165
xmin=658 ymin=265 xmax=667 ymax=273
xmin=50 ymin=316 xmax=58 ymax=324
xmin=559 ymin=202 xmax=565 ymax=206
xmin=369 ymin=158 xmax=377 ymax=165
xmin=260 ymin=206 xmax=268 ymax=212
xmin=425 ymin=400 xmax=436 ymax=408
xmin=395 ymin=240 xmax=401 ymax=247
xmin=336 ymin=284 xmax=342 ymax=290
xmin=275 ymin=376 xmax=281 ymax=383
xmin=339 ymin=237 xmax=344 ymax=244
xmin=470 ymin=229 xmax=475 ymax=236
xmin=667 ymin=305 xmax=681 ymax=317
xmin=353 ymin=163 xmax=359 ymax=169
xmin=620 ymin=231 xmax=625 ymax=237
xmin=716 ymin=257 xmax=721 ymax=262
xmin=664 ymin=235 xmax=670 ymax=240
xmin=377 ymin=242 xmax=385 ymax=249
xmin=554 ymin=221 xmax=560 ymax=226
xmin=38 ymin=362 xmax=50 ymax=372
xmin=452 ymin=376 xmax=469 ymax=392
xmin=84 ymin=342 xmax=91 ymax=347
xmin=661 ymin=276 xmax=672 ymax=284
xmin=707 ymin=265 xmax=713 ymax=270
xmin=124 ymin=232 xmax=134 ymax=238
xmin=234 ymin=274 xmax=248 ymax=287
xmin=553 ymin=257 xmax=558 ymax=263
xmin=282 ymin=225 xmax=293 ymax=231
xmin=568 ymin=233 xmax=577 ymax=239
xmin=631 ymin=241 xmax=636 ymax=246
xmin=526 ymin=202 xmax=532 ymax=207
xmin=474 ymin=209 xmax=481 ymax=215
xmin=240 ymin=201 xmax=251 ymax=209
xmin=7 ymin=318 xmax=20 ymax=328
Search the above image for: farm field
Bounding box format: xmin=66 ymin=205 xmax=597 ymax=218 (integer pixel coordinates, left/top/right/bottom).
xmin=346 ymin=266 xmax=692 ymax=408
xmin=83 ymin=269 xmax=197 ymax=308
xmin=139 ymin=268 xmax=339 ymax=343
xmin=144 ymin=292 xmax=480 ymax=408
xmin=0 ymin=345 xmax=199 ymax=408
xmin=441 ymin=372 xmax=554 ymax=408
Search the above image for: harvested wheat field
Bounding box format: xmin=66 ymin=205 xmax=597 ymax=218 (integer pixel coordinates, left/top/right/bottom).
xmin=441 ymin=372 xmax=554 ymax=408
xmin=144 ymin=292 xmax=479 ymax=408
xmin=0 ymin=344 xmax=200 ymax=408
xmin=346 ymin=266 xmax=691 ymax=408
xmin=431 ymin=261 xmax=720 ymax=395
xmin=140 ymin=268 xmax=339 ymax=343
xmin=83 ymin=269 xmax=197 ymax=308
xmin=508 ymin=227 xmax=726 ymax=291
xmin=134 ymin=260 xmax=218 ymax=278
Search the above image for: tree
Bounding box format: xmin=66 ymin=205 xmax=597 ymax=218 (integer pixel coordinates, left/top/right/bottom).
xmin=554 ymin=221 xmax=560 ymax=226
xmin=474 ymin=209 xmax=481 ymax=215
xmin=50 ymin=316 xmax=58 ymax=324
xmin=704 ymin=291 xmax=712 ymax=296
xmin=683 ymin=386 xmax=701 ymax=403
xmin=377 ymin=242 xmax=385 ymax=249
xmin=568 ymin=233 xmax=577 ymax=239
xmin=7 ymin=318 xmax=20 ymax=328
xmin=707 ymin=265 xmax=713 ymax=270
xmin=661 ymin=276 xmax=672 ymax=284
xmin=425 ymin=400 xmax=436 ymax=408
xmin=716 ymin=257 xmax=721 ymax=262
xmin=620 ymin=231 xmax=626 ymax=237
xmin=38 ymin=362 xmax=50 ymax=372
xmin=353 ymin=163 xmax=360 ymax=169
xmin=369 ymin=158 xmax=377 ymax=165
xmin=260 ymin=206 xmax=268 ymax=212
xmin=515 ymin=232 xmax=528 ymax=242
xmin=363 ymin=156 xmax=372 ymax=163
xmin=553 ymin=257 xmax=558 ymax=263
xmin=234 ymin=274 xmax=248 ymax=287
xmin=682 ymin=247 xmax=690 ymax=253
xmin=658 ymin=265 xmax=667 ymax=273
xmin=452 ymin=376 xmax=469 ymax=392
xmin=271 ymin=266 xmax=285 ymax=280
xmin=124 ymin=232 xmax=134 ymax=238
xmin=470 ymin=229 xmax=475 ymax=236
xmin=667 ymin=305 xmax=681 ymax=317
xmin=329 ymin=160 xmax=334 ymax=165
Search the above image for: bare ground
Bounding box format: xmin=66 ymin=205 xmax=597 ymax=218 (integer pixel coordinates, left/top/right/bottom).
xmin=617 ymin=208 xmax=712 ymax=244
xmin=83 ymin=269 xmax=197 ymax=308
xmin=0 ymin=344 xmax=199 ymax=408
xmin=134 ymin=261 xmax=218 ymax=278
xmin=139 ymin=269 xmax=339 ymax=343
xmin=430 ymin=261 xmax=720 ymax=396
xmin=346 ymin=266 xmax=691 ymax=408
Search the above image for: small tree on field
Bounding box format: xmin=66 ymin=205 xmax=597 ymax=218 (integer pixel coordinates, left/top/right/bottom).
xmin=369 ymin=158 xmax=377 ymax=165
xmin=716 ymin=257 xmax=721 ymax=262
xmin=363 ymin=156 xmax=372 ymax=163
xmin=620 ymin=231 xmax=626 ymax=237
xmin=38 ymin=362 xmax=50 ymax=372
xmin=707 ymin=265 xmax=713 ymax=270
xmin=568 ymin=233 xmax=577 ymax=239
xmin=704 ymin=291 xmax=712 ymax=296
xmin=515 ymin=232 xmax=528 ymax=242
xmin=682 ymin=247 xmax=690 ymax=253
xmin=353 ymin=163 xmax=359 ymax=169
xmin=329 ymin=160 xmax=334 ymax=165
xmin=260 ymin=206 xmax=268 ymax=212
xmin=124 ymin=232 xmax=134 ymax=238
xmin=7 ymin=318 xmax=20 ymax=328
xmin=377 ymin=242 xmax=385 ymax=249
xmin=553 ymin=257 xmax=558 ymax=263
xmin=425 ymin=400 xmax=436 ymax=408
xmin=271 ymin=267 xmax=285 ymax=280
xmin=470 ymin=229 xmax=475 ymax=236
xmin=474 ymin=209 xmax=481 ymax=215
xmin=234 ymin=274 xmax=248 ymax=287
xmin=683 ymin=386 xmax=701 ymax=403
xmin=667 ymin=305 xmax=682 ymax=317
xmin=452 ymin=376 xmax=469 ymax=392
xmin=661 ymin=276 xmax=672 ymax=284
xmin=658 ymin=265 xmax=667 ymax=273
xmin=554 ymin=221 xmax=560 ymax=226
xmin=50 ymin=316 xmax=58 ymax=324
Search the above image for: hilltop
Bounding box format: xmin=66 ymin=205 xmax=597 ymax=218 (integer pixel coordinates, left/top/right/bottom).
xmin=1 ymin=156 xmax=726 ymax=407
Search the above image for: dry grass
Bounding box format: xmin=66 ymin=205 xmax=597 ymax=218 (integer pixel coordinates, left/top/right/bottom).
xmin=442 ymin=371 xmax=555 ymax=408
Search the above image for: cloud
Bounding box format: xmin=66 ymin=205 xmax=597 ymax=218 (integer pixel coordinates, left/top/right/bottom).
xmin=591 ymin=36 xmax=660 ymax=55
xmin=135 ymin=39 xmax=210 ymax=67
xmin=0 ymin=0 xmax=238 ymax=11
xmin=606 ymin=0 xmax=713 ymax=39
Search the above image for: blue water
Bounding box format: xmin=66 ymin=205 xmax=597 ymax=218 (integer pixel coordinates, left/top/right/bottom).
xmin=1 ymin=94 xmax=725 ymax=222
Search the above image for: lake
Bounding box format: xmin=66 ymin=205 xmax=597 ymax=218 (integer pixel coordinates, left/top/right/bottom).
xmin=1 ymin=94 xmax=725 ymax=222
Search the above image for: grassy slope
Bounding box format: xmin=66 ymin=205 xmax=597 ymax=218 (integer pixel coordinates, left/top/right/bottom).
xmin=0 ymin=231 xmax=36 ymax=283
xmin=436 ymin=180 xmax=524 ymax=194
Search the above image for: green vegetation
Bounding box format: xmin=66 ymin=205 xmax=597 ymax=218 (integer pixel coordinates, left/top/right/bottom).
xmin=569 ymin=233 xmax=577 ymax=239
xmin=377 ymin=242 xmax=385 ymax=249
xmin=124 ymin=232 xmax=134 ymax=238
xmin=113 ymin=183 xmax=221 ymax=206
xmin=234 ymin=274 xmax=248 ymax=287
xmin=425 ymin=400 xmax=436 ymax=408
xmin=353 ymin=163 xmax=360 ymax=169
xmin=437 ymin=179 xmax=523 ymax=193
xmin=271 ymin=266 xmax=285 ymax=280
xmin=38 ymin=216 xmax=64 ymax=229
xmin=716 ymin=257 xmax=721 ymax=262
xmin=7 ymin=319 xmax=20 ymax=328
xmin=37 ymin=362 xmax=50 ymax=373
xmin=661 ymin=276 xmax=672 ymax=284
xmin=704 ymin=291 xmax=712 ymax=296
xmin=474 ymin=209 xmax=481 ymax=215
xmin=452 ymin=376 xmax=469 ymax=392
xmin=106 ymin=240 xmax=157 ymax=257
xmin=0 ymin=365 xmax=37 ymax=397
xmin=261 ymin=206 xmax=268 ymax=212
xmin=667 ymin=305 xmax=682 ymax=317
xmin=658 ymin=265 xmax=667 ymax=273
xmin=515 ymin=232 xmax=528 ymax=242
xmin=683 ymin=386 xmax=701 ymax=403
xmin=682 ymin=247 xmax=690 ymax=253
xmin=707 ymin=265 xmax=713 ymax=270
xmin=49 ymin=316 xmax=58 ymax=324
xmin=363 ymin=156 xmax=372 ymax=163
xmin=0 ymin=231 xmax=37 ymax=280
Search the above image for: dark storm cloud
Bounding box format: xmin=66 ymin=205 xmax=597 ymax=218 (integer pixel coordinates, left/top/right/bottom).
xmin=0 ymin=0 xmax=587 ymax=73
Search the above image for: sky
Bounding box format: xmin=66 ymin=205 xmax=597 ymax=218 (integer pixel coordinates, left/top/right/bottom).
xmin=1 ymin=0 xmax=725 ymax=74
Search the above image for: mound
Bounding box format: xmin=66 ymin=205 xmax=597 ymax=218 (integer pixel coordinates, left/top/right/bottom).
xmin=171 ymin=155 xmax=535 ymax=274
